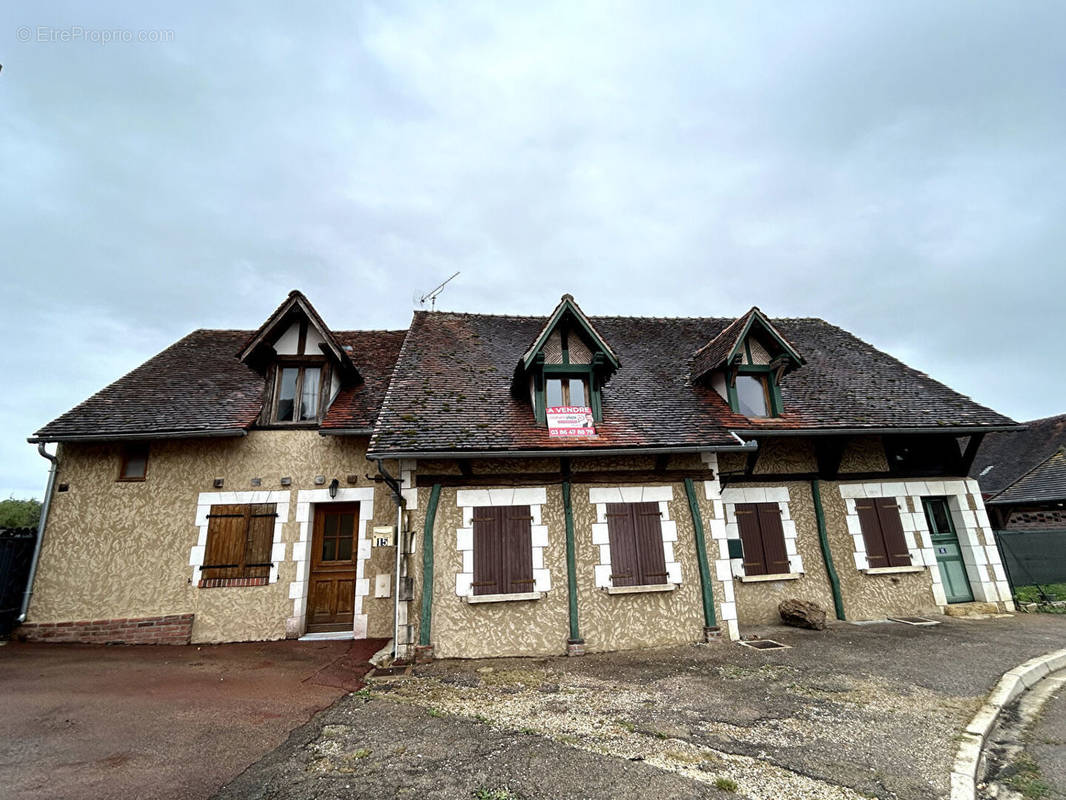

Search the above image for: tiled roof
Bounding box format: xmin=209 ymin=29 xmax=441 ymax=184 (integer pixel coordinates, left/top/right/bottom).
xmin=988 ymin=448 xmax=1066 ymax=505
xmin=970 ymin=414 xmax=1066 ymax=495
xmin=32 ymin=329 xmax=405 ymax=441
xmin=321 ymin=330 xmax=407 ymax=431
xmin=367 ymin=312 xmax=1016 ymax=456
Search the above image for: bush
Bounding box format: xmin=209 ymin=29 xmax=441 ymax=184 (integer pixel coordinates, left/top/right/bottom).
xmin=0 ymin=497 xmax=41 ymax=529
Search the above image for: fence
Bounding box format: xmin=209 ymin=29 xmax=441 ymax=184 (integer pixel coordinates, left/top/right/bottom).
xmin=0 ymin=528 xmax=38 ymax=636
xmin=994 ymin=528 xmax=1066 ymax=606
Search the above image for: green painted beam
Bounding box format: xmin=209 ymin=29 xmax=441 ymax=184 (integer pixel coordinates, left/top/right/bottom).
xmin=418 ymin=484 xmax=442 ymax=647
xmin=562 ymin=481 xmax=583 ymax=643
xmin=811 ymin=479 xmax=846 ymax=620
xmin=683 ymin=478 xmax=717 ymax=628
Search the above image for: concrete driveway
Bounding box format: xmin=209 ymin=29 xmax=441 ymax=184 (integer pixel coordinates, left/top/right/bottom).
xmin=0 ymin=638 xmax=385 ymax=800
xmin=215 ymin=615 xmax=1066 ymax=800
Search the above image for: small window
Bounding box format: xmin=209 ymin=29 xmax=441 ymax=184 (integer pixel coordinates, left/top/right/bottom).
xmin=201 ymin=503 xmax=276 ymax=585
xmin=735 ymin=374 xmax=770 ymax=418
xmin=273 ymin=364 xmax=324 ymax=423
xmin=545 ymin=376 xmax=589 ymax=408
xmin=605 ymin=502 xmax=668 ymax=586
xmin=472 ymin=506 xmax=534 ymax=595
xmin=118 ymin=443 xmax=149 ymax=481
xmin=855 ymin=498 xmax=912 ymax=568
xmin=734 ymin=503 xmax=789 ymax=576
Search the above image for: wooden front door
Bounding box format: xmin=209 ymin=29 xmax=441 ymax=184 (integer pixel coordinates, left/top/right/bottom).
xmin=307 ymin=503 xmax=360 ymax=633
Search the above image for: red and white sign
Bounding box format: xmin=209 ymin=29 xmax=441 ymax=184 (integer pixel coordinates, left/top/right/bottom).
xmin=547 ymin=406 xmax=596 ymax=437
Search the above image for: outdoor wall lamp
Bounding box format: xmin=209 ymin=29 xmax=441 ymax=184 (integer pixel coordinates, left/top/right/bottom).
xmin=328 ymin=478 xmax=339 ymax=499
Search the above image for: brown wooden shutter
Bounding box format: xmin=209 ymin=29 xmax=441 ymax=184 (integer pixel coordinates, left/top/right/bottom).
xmin=472 ymin=506 xmax=533 ymax=595
xmin=503 ymin=506 xmax=534 ymax=592
xmin=203 ymin=504 xmax=247 ymax=580
xmin=605 ymin=503 xmax=639 ymax=586
xmin=607 ymin=502 xmax=667 ymax=586
xmin=472 ymin=507 xmax=503 ymax=595
xmin=875 ymin=498 xmax=912 ymax=567
xmin=855 ymin=499 xmax=889 ymax=567
xmin=735 ymin=503 xmax=767 ymax=575
xmin=632 ymin=502 xmax=668 ymax=585
xmin=245 ymin=504 xmax=277 ymax=579
xmin=756 ymin=502 xmax=790 ymax=574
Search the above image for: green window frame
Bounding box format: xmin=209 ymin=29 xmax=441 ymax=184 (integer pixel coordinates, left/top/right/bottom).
xmin=533 ymin=364 xmax=602 ymax=425
xmin=727 ymin=366 xmax=783 ymax=418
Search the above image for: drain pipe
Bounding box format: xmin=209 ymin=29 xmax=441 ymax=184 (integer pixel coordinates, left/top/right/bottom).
xmin=18 ymin=443 xmax=58 ymax=624
xmin=374 ymin=459 xmax=406 ymax=660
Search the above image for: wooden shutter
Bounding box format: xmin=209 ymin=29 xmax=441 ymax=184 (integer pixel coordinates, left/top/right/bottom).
xmin=735 ymin=503 xmax=767 ymax=575
xmin=245 ymin=503 xmax=277 ymax=579
xmin=203 ymin=504 xmax=248 ymax=580
xmin=606 ymin=502 xmax=667 ymax=586
xmin=633 ymin=502 xmax=668 ymax=585
xmin=606 ymin=503 xmax=640 ymax=586
xmin=875 ymin=498 xmax=912 ymax=567
xmin=756 ymin=503 xmax=790 ymax=574
xmin=856 ymin=498 xmax=911 ymax=568
xmin=202 ymin=503 xmax=276 ymax=580
xmin=472 ymin=506 xmax=533 ymax=595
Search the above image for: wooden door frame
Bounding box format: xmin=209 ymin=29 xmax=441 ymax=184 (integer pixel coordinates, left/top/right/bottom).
xmin=307 ymin=501 xmax=361 ymax=633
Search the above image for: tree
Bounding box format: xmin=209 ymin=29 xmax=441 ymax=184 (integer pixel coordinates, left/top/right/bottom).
xmin=0 ymin=497 xmax=42 ymax=529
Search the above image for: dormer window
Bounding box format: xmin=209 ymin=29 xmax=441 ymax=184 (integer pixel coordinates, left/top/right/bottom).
xmin=275 ymin=363 xmax=323 ymax=422
xmin=692 ymin=307 xmax=804 ymax=421
xmin=237 ymin=290 xmax=363 ymax=430
xmin=515 ymin=295 xmax=620 ymax=435
xmin=734 ymin=373 xmax=770 ymax=418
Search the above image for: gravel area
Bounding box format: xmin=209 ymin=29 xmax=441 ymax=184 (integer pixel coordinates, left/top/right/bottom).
xmin=217 ymin=614 xmax=1066 ymax=800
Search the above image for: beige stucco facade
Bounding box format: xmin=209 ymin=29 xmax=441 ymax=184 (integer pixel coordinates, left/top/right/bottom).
xmin=28 ymin=432 xmax=1012 ymax=655
xmin=28 ymin=431 xmax=400 ymax=644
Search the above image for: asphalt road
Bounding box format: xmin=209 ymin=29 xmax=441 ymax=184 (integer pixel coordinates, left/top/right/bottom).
xmin=0 ymin=638 xmax=384 ymax=800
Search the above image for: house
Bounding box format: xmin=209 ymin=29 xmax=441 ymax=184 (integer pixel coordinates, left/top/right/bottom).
xmin=970 ymin=414 xmax=1066 ymax=500
xmin=22 ymin=291 xmax=1019 ymax=659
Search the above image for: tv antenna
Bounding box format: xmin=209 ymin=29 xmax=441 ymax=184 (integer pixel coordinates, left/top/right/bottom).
xmin=418 ymin=271 xmax=460 ymax=311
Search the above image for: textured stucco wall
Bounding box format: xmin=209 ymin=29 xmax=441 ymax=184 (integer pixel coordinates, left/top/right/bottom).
xmin=727 ymin=481 xmax=839 ymax=626
xmin=820 ymin=479 xmax=939 ymax=619
xmin=29 ymin=432 xmax=398 ymax=643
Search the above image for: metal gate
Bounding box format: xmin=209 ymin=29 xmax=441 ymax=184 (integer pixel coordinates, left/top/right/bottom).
xmin=994 ymin=528 xmax=1066 ymax=606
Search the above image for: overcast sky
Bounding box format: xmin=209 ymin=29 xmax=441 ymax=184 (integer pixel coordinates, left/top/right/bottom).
xmin=2 ymin=2 xmax=1064 ymax=498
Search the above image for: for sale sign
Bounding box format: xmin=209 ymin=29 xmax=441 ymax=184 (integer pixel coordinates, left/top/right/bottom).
xmin=547 ymin=406 xmax=596 ymax=437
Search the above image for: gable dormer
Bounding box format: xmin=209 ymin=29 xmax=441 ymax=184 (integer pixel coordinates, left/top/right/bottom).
xmin=691 ymin=307 xmax=804 ymax=419
xmin=515 ymin=294 xmax=619 ymax=426
xmin=239 ymin=291 xmax=359 ymax=426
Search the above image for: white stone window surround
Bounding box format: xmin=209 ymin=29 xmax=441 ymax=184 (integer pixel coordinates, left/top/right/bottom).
xmin=718 ymin=486 xmax=803 ymax=580
xmin=588 ymin=486 xmax=682 ymax=590
xmin=838 ymin=479 xmax=1013 ymax=609
xmin=455 ymin=488 xmax=551 ymax=599
xmin=701 ymin=452 xmax=740 ymax=641
xmin=291 ymin=487 xmax=376 ymax=638
xmin=190 ymin=491 xmax=291 ymax=585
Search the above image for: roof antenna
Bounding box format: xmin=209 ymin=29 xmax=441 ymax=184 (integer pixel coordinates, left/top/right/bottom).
xmin=418 ymin=271 xmax=460 ymax=311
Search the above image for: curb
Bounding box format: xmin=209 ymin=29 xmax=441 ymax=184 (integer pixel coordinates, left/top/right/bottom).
xmin=950 ymin=647 xmax=1066 ymax=800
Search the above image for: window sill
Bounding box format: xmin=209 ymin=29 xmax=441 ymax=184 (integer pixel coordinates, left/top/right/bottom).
xmin=861 ymin=565 xmax=925 ymax=575
xmin=198 ymin=577 xmax=270 ymax=588
xmin=463 ymin=591 xmax=543 ymax=604
xmin=116 ymin=477 xmax=147 ymax=483
xmin=604 ymin=583 xmax=677 ymax=595
xmin=738 ymin=572 xmax=803 ymax=583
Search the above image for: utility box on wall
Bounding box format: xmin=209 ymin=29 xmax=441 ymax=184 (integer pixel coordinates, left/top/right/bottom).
xmin=374 ymin=573 xmax=392 ymax=598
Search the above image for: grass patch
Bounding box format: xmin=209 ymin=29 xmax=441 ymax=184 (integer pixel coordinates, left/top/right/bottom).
xmin=714 ymin=777 xmax=738 ymax=792
xmin=1015 ymin=583 xmax=1066 ymax=604
xmin=614 ymin=719 xmax=636 ymax=733
xmin=427 ymin=708 xmax=444 ymax=718
xmin=473 ymin=789 xmax=518 ymax=800
xmin=351 ymin=748 xmax=371 ymax=759
xmin=1003 ymin=754 xmax=1052 ymax=799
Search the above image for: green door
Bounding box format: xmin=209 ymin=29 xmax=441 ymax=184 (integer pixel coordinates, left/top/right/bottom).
xmin=923 ymin=497 xmax=974 ymax=603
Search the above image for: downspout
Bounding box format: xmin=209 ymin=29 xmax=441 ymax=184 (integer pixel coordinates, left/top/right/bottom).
xmin=811 ymin=479 xmax=846 ymax=620
xmin=18 ymin=444 xmax=58 ymax=623
xmin=418 ymin=484 xmax=442 ymax=653
xmin=683 ymin=478 xmax=718 ymax=636
xmin=561 ymin=481 xmax=583 ymax=653
xmin=373 ymin=459 xmax=405 ymax=659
